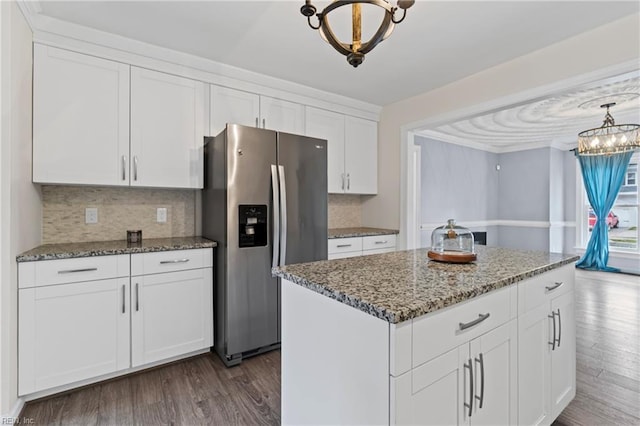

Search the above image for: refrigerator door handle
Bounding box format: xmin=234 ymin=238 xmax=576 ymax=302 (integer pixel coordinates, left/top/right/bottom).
xmin=278 ymin=165 xmax=287 ymax=266
xmin=271 ymin=165 xmax=280 ymax=269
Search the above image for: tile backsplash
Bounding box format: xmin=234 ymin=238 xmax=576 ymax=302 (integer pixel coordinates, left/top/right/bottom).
xmin=42 ymin=186 xmax=196 ymax=244
xmin=42 ymin=186 xmax=363 ymax=244
xmin=328 ymin=194 xmax=362 ymax=228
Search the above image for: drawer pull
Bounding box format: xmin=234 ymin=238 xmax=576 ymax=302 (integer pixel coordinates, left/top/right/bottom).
xmin=545 ymin=282 xmax=563 ymax=292
xmin=135 ymin=283 xmax=139 ymax=312
xmin=464 ymin=358 xmax=474 ymax=418
xmin=336 ymin=244 xmax=352 ymax=248
xmin=121 ymin=285 xmax=126 ymax=314
xmin=160 ymin=259 xmax=190 ymax=264
xmin=548 ymin=311 xmax=557 ymax=350
xmin=475 ymin=353 xmax=485 ymax=409
xmin=58 ymin=267 xmax=98 ymax=274
xmin=374 ymin=240 xmax=388 ymax=245
xmin=459 ymin=313 xmax=490 ymax=331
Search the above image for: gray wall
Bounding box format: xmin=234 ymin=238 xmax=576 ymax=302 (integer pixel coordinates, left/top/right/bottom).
xmin=417 ymin=140 xmax=577 ymax=253
xmin=415 ymin=136 xmax=499 ymax=223
xmin=497 ymin=148 xmax=550 ymax=222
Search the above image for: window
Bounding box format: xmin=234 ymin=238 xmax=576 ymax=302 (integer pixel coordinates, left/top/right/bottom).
xmin=580 ymin=152 xmax=639 ymax=252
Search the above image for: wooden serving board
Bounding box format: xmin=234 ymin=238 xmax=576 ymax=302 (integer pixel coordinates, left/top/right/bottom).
xmin=427 ymin=250 xmax=477 ymax=263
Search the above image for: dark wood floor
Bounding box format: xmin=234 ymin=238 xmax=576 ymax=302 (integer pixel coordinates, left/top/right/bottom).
xmin=21 ymin=271 xmax=639 ymax=425
xmin=20 ymin=350 xmax=281 ymax=425
xmin=553 ymin=272 xmax=640 ymax=426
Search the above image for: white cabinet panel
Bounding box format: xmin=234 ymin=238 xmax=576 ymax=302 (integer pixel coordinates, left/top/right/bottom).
xmin=344 ymin=116 xmax=377 ymax=194
xmin=19 ymin=278 xmax=130 ymax=395
xmin=131 ymin=268 xmax=213 ymax=367
xmin=210 ymin=85 xmax=260 ymax=136
xmin=518 ymin=304 xmax=551 ymax=426
xmin=130 ymin=67 xmax=206 ymax=189
xmin=33 ymin=44 xmax=130 ymax=186
xmin=550 ymin=291 xmax=576 ymax=419
xmin=392 ymin=347 xmax=463 ymax=426
xmin=362 ymin=234 xmax=397 ymax=250
xmin=260 ymin=96 xmax=305 ymax=134
xmin=131 ymin=248 xmax=212 ymax=276
xmin=305 ymin=107 xmax=346 ymax=193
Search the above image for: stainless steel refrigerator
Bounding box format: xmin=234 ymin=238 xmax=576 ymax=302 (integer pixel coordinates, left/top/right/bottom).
xmin=202 ymin=124 xmax=327 ymax=366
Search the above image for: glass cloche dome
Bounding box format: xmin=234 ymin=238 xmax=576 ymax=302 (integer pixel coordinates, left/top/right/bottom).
xmin=427 ymin=219 xmax=477 ymax=263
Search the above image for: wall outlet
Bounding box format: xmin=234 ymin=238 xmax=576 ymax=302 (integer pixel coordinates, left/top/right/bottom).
xmin=85 ymin=207 xmax=98 ymax=224
xmin=157 ymin=207 xmax=167 ymax=223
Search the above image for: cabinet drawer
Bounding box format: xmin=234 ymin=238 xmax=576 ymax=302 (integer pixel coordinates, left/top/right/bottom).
xmin=518 ymin=264 xmax=574 ymax=313
xmin=131 ymin=248 xmax=213 ymax=276
xmin=19 ymin=255 xmax=130 ymax=289
xmin=328 ymin=237 xmax=363 ymax=255
xmin=362 ymin=235 xmax=396 ymax=251
xmin=412 ymin=286 xmax=512 ymax=368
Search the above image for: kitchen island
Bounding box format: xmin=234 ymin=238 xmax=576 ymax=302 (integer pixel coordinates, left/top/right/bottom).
xmin=273 ymin=246 xmax=579 ymax=425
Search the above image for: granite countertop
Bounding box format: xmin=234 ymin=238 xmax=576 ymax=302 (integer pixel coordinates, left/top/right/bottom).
xmin=273 ymin=246 xmax=579 ymax=324
xmin=16 ymin=237 xmax=217 ymax=262
xmin=328 ymin=227 xmax=399 ymax=239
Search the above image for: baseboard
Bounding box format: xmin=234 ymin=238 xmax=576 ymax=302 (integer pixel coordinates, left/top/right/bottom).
xmin=0 ymin=397 xmax=25 ymax=424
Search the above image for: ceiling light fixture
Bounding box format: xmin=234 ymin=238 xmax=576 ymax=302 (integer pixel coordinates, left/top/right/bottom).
xmin=301 ymin=0 xmax=414 ymax=68
xmin=577 ymin=103 xmax=640 ymax=155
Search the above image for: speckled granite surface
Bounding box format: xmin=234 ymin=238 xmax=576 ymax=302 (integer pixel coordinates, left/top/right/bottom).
xmin=273 ymin=246 xmax=579 ymax=324
xmin=328 ymin=227 xmax=399 ymax=239
xmin=17 ymin=237 xmax=217 ymax=262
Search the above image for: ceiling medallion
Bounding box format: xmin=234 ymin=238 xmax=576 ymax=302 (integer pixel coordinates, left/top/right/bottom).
xmin=301 ymin=0 xmax=415 ymax=67
xmin=577 ymin=103 xmax=640 ymax=155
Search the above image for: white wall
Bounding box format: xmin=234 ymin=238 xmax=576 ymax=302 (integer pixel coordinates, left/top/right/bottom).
xmin=0 ymin=1 xmax=41 ymax=417
xmin=362 ymin=14 xmax=640 ymax=236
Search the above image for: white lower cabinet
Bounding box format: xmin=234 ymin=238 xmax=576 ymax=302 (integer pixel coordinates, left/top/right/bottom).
xmin=131 ymin=268 xmax=213 ymax=367
xmin=392 ymin=321 xmax=517 ymax=426
xmin=517 ymin=264 xmax=576 ymax=425
xmin=18 ymin=249 xmax=214 ymax=397
xmin=328 ymin=234 xmax=396 ymax=259
xmin=19 ymin=278 xmax=130 ymax=395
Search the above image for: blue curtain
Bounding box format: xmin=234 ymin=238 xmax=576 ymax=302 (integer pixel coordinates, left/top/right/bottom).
xmin=576 ymin=151 xmax=633 ymax=271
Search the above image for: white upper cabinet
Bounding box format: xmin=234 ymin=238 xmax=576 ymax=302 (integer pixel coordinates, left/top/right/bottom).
xmin=306 ymin=107 xmax=378 ymax=194
xmin=304 ymin=107 xmax=345 ymax=193
xmin=210 ymin=85 xmax=305 ymax=136
xmin=33 ymin=44 xmax=206 ymax=189
xmin=130 ymin=67 xmax=206 ymax=189
xmin=33 ymin=44 xmax=130 ymax=186
xmin=345 ymin=116 xmax=377 ymax=194
xmin=210 ymin=85 xmax=260 ymax=136
xmin=260 ymin=95 xmax=305 ymax=135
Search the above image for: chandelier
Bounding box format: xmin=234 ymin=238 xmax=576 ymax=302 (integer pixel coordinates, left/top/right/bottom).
xmin=577 ymin=103 xmax=640 ymax=155
xmin=300 ymin=0 xmax=415 ymax=67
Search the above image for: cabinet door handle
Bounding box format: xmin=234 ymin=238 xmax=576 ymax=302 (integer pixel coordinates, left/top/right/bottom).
xmin=475 ymin=353 xmax=485 ymax=409
xmin=545 ymin=282 xmax=563 ymax=292
xmin=336 ymin=244 xmax=352 ymax=248
xmin=548 ymin=311 xmax=557 ymax=350
xmin=459 ymin=313 xmax=490 ymax=331
xmin=464 ymin=358 xmax=474 ymax=418
xmin=58 ymin=268 xmax=98 ymax=274
xmin=556 ymin=309 xmax=561 ymax=348
xmin=135 ymin=283 xmax=139 ymax=312
xmin=341 ymin=173 xmax=345 ymax=190
xmin=160 ymin=259 xmax=190 ymax=264
xmin=122 ymin=155 xmax=127 ymax=181
xmin=255 ymin=117 xmax=259 ymax=128
xmin=347 ymin=173 xmax=350 ymax=190
xmin=133 ymin=156 xmax=138 ymax=181
xmin=262 ymin=118 xmax=266 ymax=129
xmin=121 ymin=284 xmax=126 ymax=314
xmin=374 ymin=240 xmax=388 ymax=245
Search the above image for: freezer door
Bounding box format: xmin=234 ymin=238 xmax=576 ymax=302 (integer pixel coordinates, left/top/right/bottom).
xmin=278 ymin=132 xmax=328 ymax=265
xmin=225 ymin=124 xmax=280 ymax=356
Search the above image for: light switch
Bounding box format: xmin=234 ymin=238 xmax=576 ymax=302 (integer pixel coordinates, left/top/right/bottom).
xmin=85 ymin=207 xmax=98 ymax=224
xmin=157 ymin=207 xmax=167 ymax=223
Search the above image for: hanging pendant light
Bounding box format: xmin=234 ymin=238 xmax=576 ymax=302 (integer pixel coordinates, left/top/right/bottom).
xmin=577 ymin=103 xmax=640 ymax=155
xmin=301 ymin=0 xmax=415 ymax=67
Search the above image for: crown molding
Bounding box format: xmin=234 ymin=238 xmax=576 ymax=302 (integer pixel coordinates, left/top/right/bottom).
xmin=19 ymin=2 xmax=381 ymax=120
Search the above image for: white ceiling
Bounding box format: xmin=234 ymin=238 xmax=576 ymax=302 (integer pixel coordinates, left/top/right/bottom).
xmin=34 ymin=0 xmax=639 ymax=106
xmin=28 ymin=1 xmax=640 ymax=152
